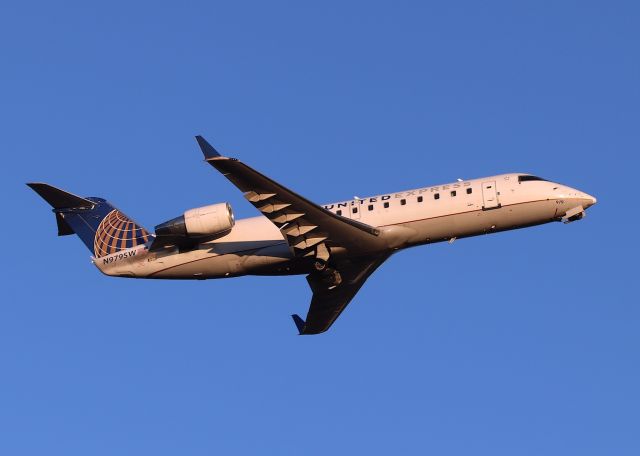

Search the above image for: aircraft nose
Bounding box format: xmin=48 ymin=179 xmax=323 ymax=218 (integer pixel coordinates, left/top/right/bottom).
xmin=584 ymin=193 xmax=597 ymax=208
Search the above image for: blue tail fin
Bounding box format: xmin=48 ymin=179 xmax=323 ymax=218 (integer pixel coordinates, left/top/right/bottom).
xmin=28 ymin=183 xmax=151 ymax=258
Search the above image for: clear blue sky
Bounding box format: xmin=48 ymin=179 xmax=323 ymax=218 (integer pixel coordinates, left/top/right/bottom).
xmin=1 ymin=1 xmax=638 ymax=454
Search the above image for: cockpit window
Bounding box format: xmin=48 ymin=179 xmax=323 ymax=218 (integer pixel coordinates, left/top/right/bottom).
xmin=518 ymin=175 xmax=548 ymax=183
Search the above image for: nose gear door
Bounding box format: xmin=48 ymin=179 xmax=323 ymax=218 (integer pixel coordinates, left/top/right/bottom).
xmin=481 ymin=181 xmax=500 ymax=210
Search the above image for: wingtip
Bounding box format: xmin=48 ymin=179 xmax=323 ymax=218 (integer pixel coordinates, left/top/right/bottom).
xmin=195 ymin=135 xmax=221 ymax=159
xmin=291 ymin=314 xmax=306 ymax=335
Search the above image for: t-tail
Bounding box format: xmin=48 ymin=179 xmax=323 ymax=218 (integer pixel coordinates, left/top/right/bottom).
xmin=27 ymin=183 xmax=151 ymax=258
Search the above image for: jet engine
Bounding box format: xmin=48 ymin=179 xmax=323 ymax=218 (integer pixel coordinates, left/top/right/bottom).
xmin=154 ymin=203 xmax=235 ymax=246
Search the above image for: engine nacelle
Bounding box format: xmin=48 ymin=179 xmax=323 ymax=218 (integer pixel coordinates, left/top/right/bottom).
xmin=155 ymin=203 xmax=235 ymax=245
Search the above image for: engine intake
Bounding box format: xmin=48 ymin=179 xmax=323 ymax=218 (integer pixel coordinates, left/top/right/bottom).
xmin=155 ymin=203 xmax=235 ymax=245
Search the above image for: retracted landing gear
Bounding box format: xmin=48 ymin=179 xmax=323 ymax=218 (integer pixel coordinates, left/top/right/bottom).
xmin=307 ymin=264 xmax=342 ymax=293
xmin=311 ymin=259 xmax=342 ymax=288
xmin=310 ymin=243 xmax=341 ymax=288
xmin=321 ymin=267 xmax=342 ymax=288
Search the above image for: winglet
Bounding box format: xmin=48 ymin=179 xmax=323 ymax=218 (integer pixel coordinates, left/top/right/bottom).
xmin=291 ymin=314 xmax=306 ymax=335
xmin=195 ymin=135 xmax=221 ymax=159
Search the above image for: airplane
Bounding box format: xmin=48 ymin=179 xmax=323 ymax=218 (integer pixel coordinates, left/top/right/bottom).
xmin=28 ymin=136 xmax=597 ymax=335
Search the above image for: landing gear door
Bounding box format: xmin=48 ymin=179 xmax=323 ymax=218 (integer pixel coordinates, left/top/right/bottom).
xmin=482 ymin=181 xmax=500 ymax=210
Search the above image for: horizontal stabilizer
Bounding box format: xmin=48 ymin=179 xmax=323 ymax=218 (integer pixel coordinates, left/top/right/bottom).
xmin=27 ymin=183 xmax=94 ymax=210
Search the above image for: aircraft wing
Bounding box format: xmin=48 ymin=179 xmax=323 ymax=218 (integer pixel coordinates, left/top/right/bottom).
xmin=196 ymin=136 xmax=387 ymax=258
xmin=292 ymin=255 xmax=390 ymax=334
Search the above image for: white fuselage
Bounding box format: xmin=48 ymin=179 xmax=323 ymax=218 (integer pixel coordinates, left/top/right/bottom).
xmin=95 ymin=173 xmax=596 ymax=280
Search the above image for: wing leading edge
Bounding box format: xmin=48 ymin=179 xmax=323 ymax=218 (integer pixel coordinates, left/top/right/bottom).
xmin=195 ymin=135 xmax=386 ymax=259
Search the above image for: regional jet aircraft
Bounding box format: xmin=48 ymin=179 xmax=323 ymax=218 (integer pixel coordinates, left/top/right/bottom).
xmin=28 ymin=137 xmax=597 ymax=334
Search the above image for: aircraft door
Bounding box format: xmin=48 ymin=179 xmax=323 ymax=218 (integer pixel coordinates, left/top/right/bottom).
xmin=481 ymin=181 xmax=500 ymax=210
xmin=349 ymin=199 xmax=362 ymax=220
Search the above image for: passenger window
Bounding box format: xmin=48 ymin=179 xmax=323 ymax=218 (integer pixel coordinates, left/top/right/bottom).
xmin=466 ymin=188 xmax=472 ymax=194
xmin=337 ymin=210 xmax=342 ymax=216
xmin=384 ymin=202 xmax=389 ymax=208
xmin=368 ymin=204 xmax=374 ymax=211
xmin=451 ymin=191 xmax=456 ymax=197
xmin=434 ymin=193 xmax=440 ymax=200
xmin=417 ymin=196 xmax=423 ymax=203
xmin=400 ymin=199 xmax=406 ymax=205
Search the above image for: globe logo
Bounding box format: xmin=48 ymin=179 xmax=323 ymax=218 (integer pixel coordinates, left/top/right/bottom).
xmin=94 ymin=209 xmax=150 ymax=258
